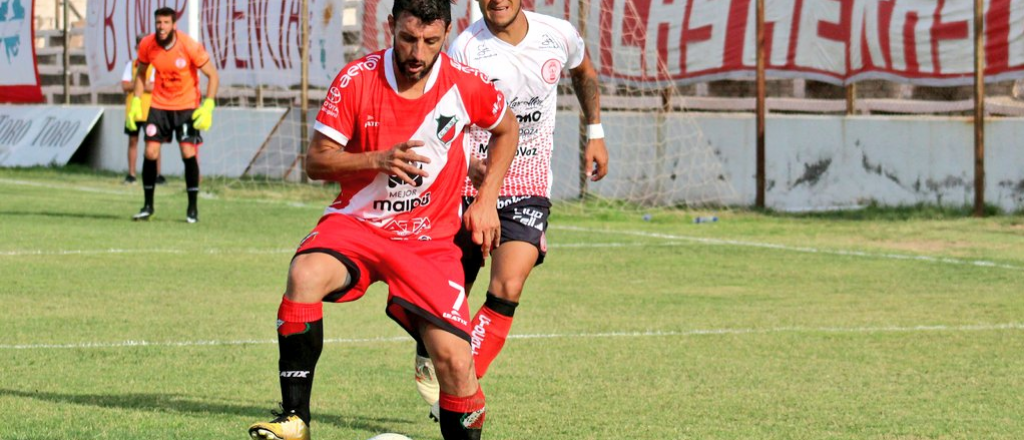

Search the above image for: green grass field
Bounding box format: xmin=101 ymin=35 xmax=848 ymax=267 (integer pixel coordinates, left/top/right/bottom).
xmin=2 ymin=167 xmax=1023 ymax=440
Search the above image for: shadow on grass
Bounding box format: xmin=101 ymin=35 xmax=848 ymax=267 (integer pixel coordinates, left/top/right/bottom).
xmin=0 ymin=210 xmax=128 ymax=221
xmin=0 ymin=388 xmax=409 ymax=433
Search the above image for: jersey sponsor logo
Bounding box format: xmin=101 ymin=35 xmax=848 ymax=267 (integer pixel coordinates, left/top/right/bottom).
xmin=474 ymin=45 xmax=497 ymax=61
xmin=513 ymin=207 xmax=545 ymax=229
xmin=497 ymin=195 xmax=532 ymax=209
xmin=326 ymin=87 xmax=342 ymax=103
xmin=436 ymin=114 xmax=459 ymax=145
xmin=382 ymin=216 xmax=432 ymax=237
xmin=542 ymin=58 xmax=562 ymax=84
xmin=175 ymin=58 xmax=187 ymax=69
xmin=507 ymin=95 xmax=543 ymax=111
xmin=388 ymin=163 xmax=424 ymax=188
xmin=515 ymin=110 xmax=543 ymax=124
xmin=516 ymin=145 xmax=538 ymax=157
xmin=373 ymin=191 xmax=431 ymax=213
xmin=449 ymin=58 xmax=490 ymax=83
xmin=338 ymin=54 xmax=381 ymax=88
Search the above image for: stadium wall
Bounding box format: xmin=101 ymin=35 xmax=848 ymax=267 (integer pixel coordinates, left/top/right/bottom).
xmin=81 ymin=107 xmax=1024 ymax=212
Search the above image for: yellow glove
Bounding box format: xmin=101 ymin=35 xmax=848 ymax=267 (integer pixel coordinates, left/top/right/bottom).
xmin=191 ymin=98 xmax=215 ymax=131
xmin=125 ymin=97 xmax=142 ymax=131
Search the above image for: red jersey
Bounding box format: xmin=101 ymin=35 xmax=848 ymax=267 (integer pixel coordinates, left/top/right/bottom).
xmin=137 ymin=31 xmax=210 ymax=111
xmin=314 ymin=49 xmax=507 ymax=241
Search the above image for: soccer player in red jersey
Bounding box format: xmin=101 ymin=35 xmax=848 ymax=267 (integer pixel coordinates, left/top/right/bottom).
xmin=247 ymin=0 xmax=518 ymax=438
xmin=127 ymin=7 xmax=219 ymax=223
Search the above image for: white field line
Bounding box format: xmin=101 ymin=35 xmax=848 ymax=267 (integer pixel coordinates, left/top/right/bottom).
xmin=552 ymin=225 xmax=1024 ymax=271
xmin=4 ymin=177 xmax=1020 ymax=270
xmin=2 ymin=322 xmax=1021 ymax=350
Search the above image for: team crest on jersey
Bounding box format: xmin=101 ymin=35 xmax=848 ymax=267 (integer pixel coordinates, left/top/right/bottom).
xmin=436 ymin=114 xmax=459 ymax=145
xmin=542 ymin=59 xmax=562 ymax=84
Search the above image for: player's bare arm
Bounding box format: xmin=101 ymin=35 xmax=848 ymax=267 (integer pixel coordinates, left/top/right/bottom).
xmin=463 ymin=108 xmax=519 ymax=258
xmin=199 ymin=61 xmax=219 ymax=99
xmin=570 ymin=50 xmax=609 ymax=181
xmin=306 ymin=132 xmax=430 ymax=184
xmin=132 ymin=62 xmax=151 ymax=97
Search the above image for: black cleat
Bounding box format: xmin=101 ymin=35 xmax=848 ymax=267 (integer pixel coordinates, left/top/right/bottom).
xmin=156 ymin=175 xmax=167 ymax=185
xmin=123 ymin=174 xmax=137 ymax=184
xmin=132 ymin=206 xmax=154 ymax=221
xmin=186 ymin=208 xmax=198 ymax=224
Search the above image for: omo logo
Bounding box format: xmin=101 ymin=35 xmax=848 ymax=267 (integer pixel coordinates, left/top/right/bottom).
xmin=388 ymin=163 xmax=424 ymax=188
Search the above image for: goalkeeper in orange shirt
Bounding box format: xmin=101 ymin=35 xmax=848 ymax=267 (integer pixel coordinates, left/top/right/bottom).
xmin=127 ymin=7 xmax=218 ymax=223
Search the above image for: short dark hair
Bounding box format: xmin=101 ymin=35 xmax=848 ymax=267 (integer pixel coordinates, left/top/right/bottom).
xmin=136 ymin=34 xmax=146 ymax=44
xmin=155 ymin=7 xmax=177 ymax=22
xmin=392 ymin=0 xmax=453 ymax=28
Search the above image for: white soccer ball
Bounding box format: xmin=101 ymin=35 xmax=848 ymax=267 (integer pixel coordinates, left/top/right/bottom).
xmin=367 ymin=434 xmax=413 ymax=440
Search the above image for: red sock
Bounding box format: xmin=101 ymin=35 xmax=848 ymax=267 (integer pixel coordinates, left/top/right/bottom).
xmin=439 ymin=387 xmax=486 ymax=439
xmin=470 ymin=305 xmax=513 ymax=379
xmin=277 ymin=295 xmax=323 ymax=336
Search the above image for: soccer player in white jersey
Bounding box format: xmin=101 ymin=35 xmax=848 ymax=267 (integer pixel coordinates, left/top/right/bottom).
xmin=412 ymin=0 xmax=609 ymax=419
xmin=247 ymin=0 xmax=519 ymax=438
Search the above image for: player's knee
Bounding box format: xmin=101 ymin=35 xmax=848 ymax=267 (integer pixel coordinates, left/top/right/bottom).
xmin=490 ymin=278 xmax=525 ymax=302
xmin=286 ymin=255 xmax=349 ymax=301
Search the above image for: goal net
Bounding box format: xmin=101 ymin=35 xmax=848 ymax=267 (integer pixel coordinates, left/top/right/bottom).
xmin=200 ymin=0 xmax=736 ymax=209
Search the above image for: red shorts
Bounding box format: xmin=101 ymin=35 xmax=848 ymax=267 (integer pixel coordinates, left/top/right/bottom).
xmin=295 ymin=214 xmax=471 ymax=342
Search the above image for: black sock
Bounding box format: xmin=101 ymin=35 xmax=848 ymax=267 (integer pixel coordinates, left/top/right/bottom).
xmin=484 ymin=292 xmax=518 ymax=317
xmin=438 ymin=389 xmax=486 ymax=440
xmin=416 ymin=339 xmax=428 ymax=357
xmin=142 ymin=158 xmax=157 ymax=207
xmin=183 ymin=156 xmax=199 ymax=211
xmin=279 ymin=319 xmax=323 ymax=424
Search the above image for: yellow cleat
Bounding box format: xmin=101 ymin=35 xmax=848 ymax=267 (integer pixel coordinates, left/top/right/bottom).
xmin=248 ymin=412 xmax=309 ymax=440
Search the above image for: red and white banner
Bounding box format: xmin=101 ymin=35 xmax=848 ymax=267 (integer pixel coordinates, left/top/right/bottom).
xmin=87 ymin=0 xmax=1024 ymax=89
xmin=0 ymin=0 xmax=43 ymax=103
xmin=85 ymin=0 xmax=193 ymax=87
xmin=365 ymin=0 xmax=1024 ymax=87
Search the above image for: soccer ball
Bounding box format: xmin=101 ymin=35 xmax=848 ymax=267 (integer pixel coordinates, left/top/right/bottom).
xmin=367 ymin=434 xmax=413 ymax=440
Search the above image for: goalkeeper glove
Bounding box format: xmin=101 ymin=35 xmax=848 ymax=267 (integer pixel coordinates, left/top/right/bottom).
xmin=125 ymin=97 xmax=142 ymax=131
xmin=191 ymin=98 xmax=215 ymax=131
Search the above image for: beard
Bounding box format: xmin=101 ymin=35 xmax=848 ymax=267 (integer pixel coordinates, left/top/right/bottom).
xmin=156 ymin=29 xmax=174 ymax=47
xmin=395 ymin=49 xmax=441 ymax=82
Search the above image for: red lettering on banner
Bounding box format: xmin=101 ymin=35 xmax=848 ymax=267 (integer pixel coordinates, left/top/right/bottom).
xmin=681 ymin=0 xmax=713 ymax=75
xmin=204 ymin=0 xmax=229 ymax=69
xmin=930 ymin=0 xmax=967 ymax=74
xmin=231 ymin=0 xmax=249 ymax=68
xmin=599 ymin=0 xmax=615 ymax=76
xmin=878 ymin=0 xmax=895 ymax=69
xmin=722 ymin=0 xmax=749 ymax=69
xmin=902 ymin=12 xmax=919 ymax=73
xmin=104 ymin=0 xmax=118 ymax=71
xmin=985 ymin=0 xmax=1010 ymax=71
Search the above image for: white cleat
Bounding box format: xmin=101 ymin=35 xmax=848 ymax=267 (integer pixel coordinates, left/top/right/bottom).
xmin=415 ymin=354 xmax=440 ymax=407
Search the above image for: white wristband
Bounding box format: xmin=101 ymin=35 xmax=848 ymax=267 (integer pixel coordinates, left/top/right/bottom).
xmin=586 ymin=123 xmax=605 ymax=140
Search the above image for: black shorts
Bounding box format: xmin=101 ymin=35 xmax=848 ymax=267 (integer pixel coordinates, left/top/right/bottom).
xmin=143 ymin=108 xmax=203 ymax=144
xmin=455 ymin=195 xmax=551 ymax=285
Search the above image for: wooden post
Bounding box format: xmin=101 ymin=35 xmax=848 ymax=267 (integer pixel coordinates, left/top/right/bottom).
xmin=845 ymin=83 xmax=856 ymax=115
xmin=300 ymin=0 xmax=311 ymax=183
xmin=577 ymin=0 xmax=589 ymax=200
xmin=755 ymin=0 xmax=766 ymax=209
xmin=973 ymin=0 xmax=985 ymax=217
xmin=63 ymin=0 xmax=70 ymax=104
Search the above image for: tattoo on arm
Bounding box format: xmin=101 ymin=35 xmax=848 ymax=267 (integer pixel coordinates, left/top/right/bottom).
xmin=571 ymin=71 xmax=601 ymax=124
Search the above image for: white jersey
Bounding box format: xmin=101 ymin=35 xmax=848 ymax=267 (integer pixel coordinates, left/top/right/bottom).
xmin=448 ymin=10 xmax=585 ymax=198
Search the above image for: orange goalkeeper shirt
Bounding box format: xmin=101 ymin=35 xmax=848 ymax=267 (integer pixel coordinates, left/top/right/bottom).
xmin=137 ymin=30 xmax=211 ymax=111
